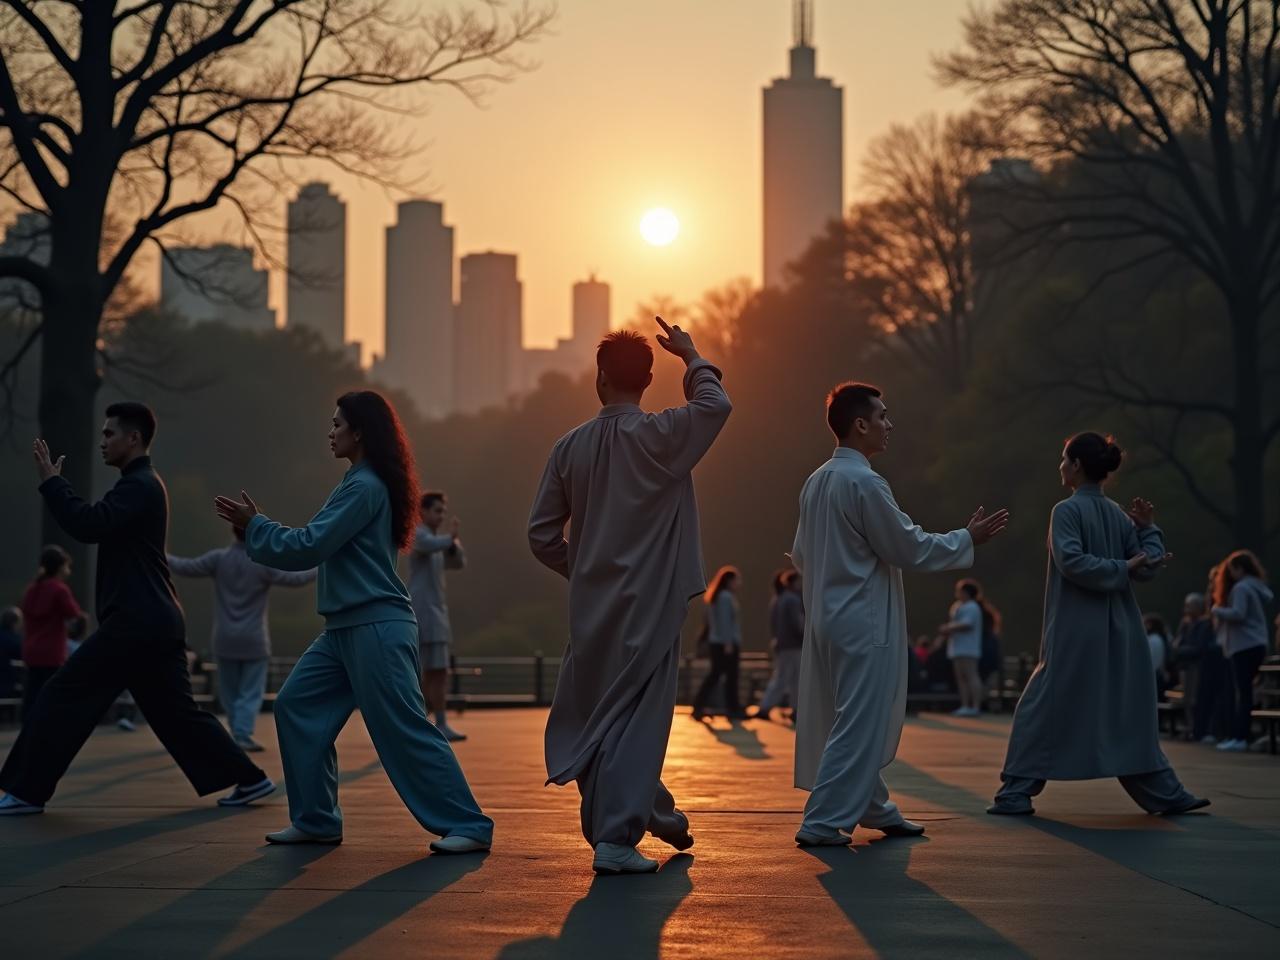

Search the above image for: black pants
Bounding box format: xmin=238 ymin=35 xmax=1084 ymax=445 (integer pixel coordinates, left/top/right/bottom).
xmin=693 ymin=645 xmax=741 ymax=714
xmin=21 ymin=665 xmax=59 ymax=720
xmin=1229 ymin=646 xmax=1266 ymax=741
xmin=0 ymin=630 xmax=264 ymax=805
xmin=1192 ymin=652 xmax=1228 ymax=740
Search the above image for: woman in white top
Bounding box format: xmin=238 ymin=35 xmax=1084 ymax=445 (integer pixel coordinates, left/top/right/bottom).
xmin=1211 ymin=550 xmax=1274 ymax=752
xmin=692 ymin=566 xmax=744 ymax=720
xmin=939 ymin=579 xmax=985 ymax=716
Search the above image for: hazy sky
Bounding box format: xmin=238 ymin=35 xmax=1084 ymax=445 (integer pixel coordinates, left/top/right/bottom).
xmin=218 ymin=2 xmax=973 ymax=357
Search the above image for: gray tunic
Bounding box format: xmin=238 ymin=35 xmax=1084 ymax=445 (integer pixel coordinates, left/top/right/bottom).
xmin=168 ymin=543 xmax=316 ymax=660
xmin=529 ymin=358 xmax=732 ymax=788
xmin=1002 ymin=485 xmax=1169 ymax=780
xmin=407 ymin=526 xmax=465 ymax=646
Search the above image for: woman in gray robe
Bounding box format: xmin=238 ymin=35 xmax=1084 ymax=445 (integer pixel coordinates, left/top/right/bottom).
xmin=989 ymin=432 xmax=1208 ymax=816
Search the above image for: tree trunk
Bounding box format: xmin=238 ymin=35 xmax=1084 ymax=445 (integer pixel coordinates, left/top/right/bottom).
xmin=1229 ymin=296 xmax=1267 ymax=563
xmin=37 ymin=277 xmax=103 ymax=607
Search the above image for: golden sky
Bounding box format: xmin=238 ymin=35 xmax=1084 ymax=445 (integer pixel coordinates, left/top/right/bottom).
xmin=231 ymin=2 xmax=972 ymax=358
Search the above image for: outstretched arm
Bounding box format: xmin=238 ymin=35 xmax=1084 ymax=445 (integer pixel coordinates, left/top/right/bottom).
xmin=860 ymin=476 xmax=975 ymax=572
xmin=168 ymin=549 xmax=222 ymax=578
xmin=528 ymin=455 xmax=570 ymax=578
xmin=263 ymin=566 xmax=318 ymax=588
xmin=238 ymin=482 xmax=376 ymax=571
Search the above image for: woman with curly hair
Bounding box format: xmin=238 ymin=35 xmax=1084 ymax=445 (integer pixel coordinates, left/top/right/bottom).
xmin=215 ymin=391 xmax=492 ymax=852
xmin=1211 ymin=549 xmax=1273 ymax=752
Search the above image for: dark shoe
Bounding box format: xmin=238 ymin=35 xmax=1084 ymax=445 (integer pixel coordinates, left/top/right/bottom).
xmin=795 ymin=828 xmax=852 ymax=847
xmin=235 ymin=737 xmax=267 ymax=753
xmin=218 ymin=777 xmax=276 ymax=807
xmin=664 ymin=831 xmax=694 ymax=851
xmin=691 ymin=709 xmax=708 ymax=721
xmin=879 ymin=819 xmax=925 ymax=837
xmin=986 ymin=797 xmax=1034 ymax=816
xmin=1162 ymin=796 xmax=1211 ymax=815
xmin=752 ymin=706 xmax=773 ymax=721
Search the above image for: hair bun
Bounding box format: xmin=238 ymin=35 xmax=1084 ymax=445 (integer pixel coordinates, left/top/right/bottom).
xmin=1103 ymin=439 xmax=1124 ymax=471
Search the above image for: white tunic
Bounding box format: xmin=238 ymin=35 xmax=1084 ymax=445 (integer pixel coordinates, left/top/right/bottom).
xmin=791 ymin=448 xmax=973 ymax=808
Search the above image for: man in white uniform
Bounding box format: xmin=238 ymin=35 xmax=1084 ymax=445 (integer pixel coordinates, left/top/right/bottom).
xmin=790 ymin=382 xmax=1009 ymax=845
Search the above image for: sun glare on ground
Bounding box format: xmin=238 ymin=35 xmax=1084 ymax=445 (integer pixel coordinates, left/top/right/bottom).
xmin=639 ymin=207 xmax=680 ymax=246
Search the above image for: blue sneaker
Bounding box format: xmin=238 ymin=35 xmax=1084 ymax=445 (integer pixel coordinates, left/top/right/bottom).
xmin=0 ymin=793 xmax=44 ymax=815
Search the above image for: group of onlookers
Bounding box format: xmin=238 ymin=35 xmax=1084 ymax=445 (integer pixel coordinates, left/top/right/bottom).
xmin=1151 ymin=549 xmax=1276 ymax=752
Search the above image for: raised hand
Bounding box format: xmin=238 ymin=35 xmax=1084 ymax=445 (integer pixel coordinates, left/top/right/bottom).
xmin=32 ymin=439 xmax=64 ymax=482
xmin=1127 ymin=497 xmax=1155 ymax=528
xmin=214 ymin=490 xmax=259 ymax=530
xmin=654 ymin=315 xmax=699 ymax=362
xmin=966 ymin=506 xmax=1011 ymax=546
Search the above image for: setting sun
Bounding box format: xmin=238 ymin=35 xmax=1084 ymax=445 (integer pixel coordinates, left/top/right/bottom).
xmin=639 ymin=207 xmax=680 ymax=246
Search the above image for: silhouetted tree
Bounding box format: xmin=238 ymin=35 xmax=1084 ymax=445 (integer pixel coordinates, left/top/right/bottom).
xmin=0 ymin=0 xmax=552 ymax=595
xmin=938 ymin=0 xmax=1280 ymax=554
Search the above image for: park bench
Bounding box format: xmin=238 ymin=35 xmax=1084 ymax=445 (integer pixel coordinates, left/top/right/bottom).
xmin=1251 ymin=709 xmax=1280 ymax=755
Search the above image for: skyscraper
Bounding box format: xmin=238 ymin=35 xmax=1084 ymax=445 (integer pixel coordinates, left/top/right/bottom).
xmin=762 ymin=0 xmax=843 ymax=287
xmin=160 ymin=244 xmax=275 ymax=331
xmin=287 ymin=181 xmax=346 ymax=349
xmin=568 ymin=275 xmax=610 ymax=368
xmin=454 ymin=251 xmax=522 ymax=414
xmin=382 ymin=200 xmax=455 ymax=418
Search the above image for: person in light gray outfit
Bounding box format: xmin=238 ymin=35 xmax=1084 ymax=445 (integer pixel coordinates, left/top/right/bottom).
xmin=408 ymin=490 xmax=467 ymax=742
xmin=169 ymin=527 xmax=316 ymax=751
xmin=1210 ymin=550 xmax=1274 ymax=752
xmin=756 ymin=569 xmax=804 ymax=722
xmin=989 ymin=432 xmax=1208 ymax=817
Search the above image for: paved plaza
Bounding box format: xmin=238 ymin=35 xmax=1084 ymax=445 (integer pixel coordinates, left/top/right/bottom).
xmin=0 ymin=708 xmax=1276 ymax=958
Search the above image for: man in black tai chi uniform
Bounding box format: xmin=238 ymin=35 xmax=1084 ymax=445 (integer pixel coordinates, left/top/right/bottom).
xmin=0 ymin=402 xmax=274 ymax=815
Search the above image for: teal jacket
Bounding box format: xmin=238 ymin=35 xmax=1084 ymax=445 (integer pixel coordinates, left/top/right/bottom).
xmin=245 ymin=462 xmax=415 ymax=630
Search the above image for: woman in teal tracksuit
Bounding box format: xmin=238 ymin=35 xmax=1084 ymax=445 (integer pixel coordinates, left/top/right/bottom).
xmin=215 ymin=391 xmax=492 ymax=852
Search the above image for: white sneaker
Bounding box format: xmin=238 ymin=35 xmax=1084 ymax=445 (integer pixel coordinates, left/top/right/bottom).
xmin=217 ymin=777 xmax=276 ymax=806
xmin=265 ymin=825 xmax=342 ymax=845
xmin=116 ymin=717 xmax=137 ymax=732
xmin=592 ymin=842 xmax=659 ymax=874
xmin=430 ymin=835 xmax=490 ymax=854
xmin=1216 ymin=739 xmax=1247 ymax=752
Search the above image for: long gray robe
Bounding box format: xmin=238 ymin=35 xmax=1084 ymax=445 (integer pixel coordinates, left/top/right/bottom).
xmin=791 ymin=448 xmax=973 ymax=834
xmin=1001 ymin=485 xmax=1170 ymax=780
xmin=528 ymin=358 xmax=731 ymax=846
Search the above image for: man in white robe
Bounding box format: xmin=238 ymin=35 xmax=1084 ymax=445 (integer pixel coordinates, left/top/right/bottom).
xmin=529 ymin=318 xmax=732 ymax=875
xmin=790 ymin=382 xmax=1009 ymax=845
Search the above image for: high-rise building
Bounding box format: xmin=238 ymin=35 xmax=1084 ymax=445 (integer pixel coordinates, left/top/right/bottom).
xmin=287 ymin=181 xmax=346 ymax=349
xmin=382 ymin=200 xmax=455 ymax=418
xmin=160 ymin=244 xmax=275 ymax=331
xmin=568 ymin=275 xmax=610 ymax=368
xmin=454 ymin=251 xmax=522 ymax=414
xmin=762 ymin=0 xmax=843 ymax=287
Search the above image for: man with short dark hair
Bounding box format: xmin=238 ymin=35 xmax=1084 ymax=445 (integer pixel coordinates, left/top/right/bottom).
xmin=529 ymin=318 xmax=732 ymax=874
xmin=409 ymin=489 xmax=467 ymax=741
xmin=790 ymin=382 xmax=1009 ymax=845
xmin=0 ymin=402 xmax=274 ymax=815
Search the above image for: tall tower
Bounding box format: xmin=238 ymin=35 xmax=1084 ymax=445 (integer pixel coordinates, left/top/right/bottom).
xmin=286 ymin=182 xmax=346 ymax=349
xmin=762 ymin=0 xmax=843 ymax=287
xmin=161 ymin=244 xmax=275 ymax=331
xmin=569 ymin=274 xmax=610 ymax=368
xmin=382 ymin=200 xmax=455 ymax=418
xmin=454 ymin=252 xmax=522 ymax=414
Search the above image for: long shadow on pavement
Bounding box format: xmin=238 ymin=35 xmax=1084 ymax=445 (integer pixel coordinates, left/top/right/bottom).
xmin=803 ymin=839 xmax=1032 ymax=959
xmin=217 ymin=851 xmax=490 ymax=959
xmin=888 ymin=756 xmax=1280 ymax=928
xmin=697 ymin=720 xmax=770 ymax=760
xmin=496 ymin=853 xmax=694 ymax=960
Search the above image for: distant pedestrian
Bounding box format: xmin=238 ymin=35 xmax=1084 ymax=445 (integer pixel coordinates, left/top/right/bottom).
xmin=0 ymin=608 xmax=22 ymax=700
xmin=169 ymin=527 xmax=316 ymax=752
xmin=1171 ymin=593 xmax=1219 ymax=741
xmin=938 ymin=579 xmax=985 ymax=716
xmin=755 ymin=569 xmax=804 ymax=722
xmin=408 ymin=491 xmax=467 ymax=742
xmin=1143 ymin=613 xmax=1170 ymax=701
xmin=0 ymin=403 xmax=272 ymax=817
xmin=18 ymin=545 xmax=87 ymax=718
xmin=989 ymin=432 xmax=1207 ymax=817
xmin=692 ymin=566 xmax=745 ymax=721
xmin=1211 ymin=550 xmax=1273 ymax=753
